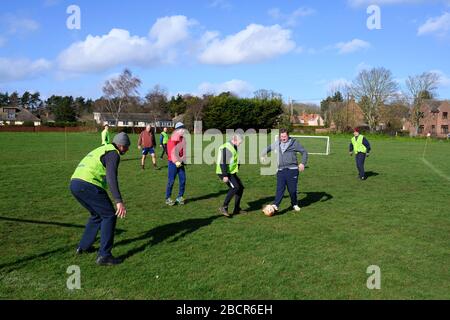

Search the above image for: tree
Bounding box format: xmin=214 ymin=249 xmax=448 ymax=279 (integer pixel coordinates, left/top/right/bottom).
xmin=405 ymin=72 xmax=440 ymax=136
xmin=320 ymin=91 xmax=344 ymax=127
xmin=144 ymin=85 xmax=169 ymax=123
xmin=102 ymin=69 xmax=142 ymax=125
xmin=254 ymin=89 xmax=282 ymax=100
xmin=46 ymin=95 xmax=77 ymax=122
xmin=379 ymin=101 xmax=409 ymax=134
xmin=351 ymin=67 xmax=398 ymax=132
xmin=168 ymin=94 xmax=187 ymax=117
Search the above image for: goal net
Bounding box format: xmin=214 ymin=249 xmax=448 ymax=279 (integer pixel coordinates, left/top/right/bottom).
xmin=275 ymin=135 xmax=330 ymax=155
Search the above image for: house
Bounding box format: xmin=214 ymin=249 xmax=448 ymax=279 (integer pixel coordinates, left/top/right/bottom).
xmin=403 ymin=100 xmax=450 ymax=138
xmin=93 ymin=112 xmax=173 ymax=129
xmin=0 ymin=106 xmax=41 ymax=126
xmin=290 ymin=113 xmax=325 ymax=126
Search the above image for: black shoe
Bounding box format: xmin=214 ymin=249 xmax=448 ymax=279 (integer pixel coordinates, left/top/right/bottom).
xmin=76 ymin=246 xmax=96 ymax=255
xmin=219 ymin=207 xmax=231 ymax=218
xmin=233 ymin=208 xmax=248 ymax=215
xmin=96 ymin=255 xmax=122 ymax=266
xmin=360 ymin=176 xmax=366 ymax=180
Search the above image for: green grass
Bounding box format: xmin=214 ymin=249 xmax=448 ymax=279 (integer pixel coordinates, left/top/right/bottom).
xmin=0 ymin=132 xmax=449 ymax=299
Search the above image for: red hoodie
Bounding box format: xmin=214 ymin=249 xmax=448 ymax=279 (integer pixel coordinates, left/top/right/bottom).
xmin=167 ymin=131 xmax=186 ymax=163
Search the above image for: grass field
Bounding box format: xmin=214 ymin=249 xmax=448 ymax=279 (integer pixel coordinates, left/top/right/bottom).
xmin=0 ymin=132 xmax=449 ymax=299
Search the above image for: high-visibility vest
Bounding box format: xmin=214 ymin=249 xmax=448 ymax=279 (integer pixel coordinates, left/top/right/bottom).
xmin=216 ymin=142 xmax=239 ymax=174
xmin=71 ymin=144 xmax=119 ymax=190
xmin=351 ymin=135 xmax=367 ymax=154
xmin=161 ymin=132 xmax=169 ymax=144
xmin=101 ymin=129 xmax=111 ymax=145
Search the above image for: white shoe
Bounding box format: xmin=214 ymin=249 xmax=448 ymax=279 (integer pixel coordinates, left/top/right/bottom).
xmin=293 ymin=205 xmax=301 ymax=212
xmin=271 ymin=204 xmax=279 ymax=211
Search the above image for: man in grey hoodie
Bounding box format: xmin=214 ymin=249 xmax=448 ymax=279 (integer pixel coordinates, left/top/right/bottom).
xmin=261 ymin=128 xmax=308 ymax=213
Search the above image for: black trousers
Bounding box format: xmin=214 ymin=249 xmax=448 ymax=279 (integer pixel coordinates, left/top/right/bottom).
xmin=219 ymin=174 xmax=244 ymax=212
xmin=355 ymin=152 xmax=366 ymax=178
xmin=160 ymin=144 xmax=168 ymax=159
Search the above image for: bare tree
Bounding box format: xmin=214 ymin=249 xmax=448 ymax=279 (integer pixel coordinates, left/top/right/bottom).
xmin=405 ymin=72 xmax=441 ymax=136
xmin=144 ymin=84 xmax=169 ymax=124
xmin=102 ymin=69 xmax=142 ymax=125
xmin=351 ymin=67 xmax=398 ymax=132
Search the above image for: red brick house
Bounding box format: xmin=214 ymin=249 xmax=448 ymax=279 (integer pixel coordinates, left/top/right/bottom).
xmin=403 ymin=100 xmax=450 ymax=138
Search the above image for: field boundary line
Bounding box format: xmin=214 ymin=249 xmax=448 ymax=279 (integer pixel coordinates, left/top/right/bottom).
xmin=422 ymin=158 xmax=450 ymax=182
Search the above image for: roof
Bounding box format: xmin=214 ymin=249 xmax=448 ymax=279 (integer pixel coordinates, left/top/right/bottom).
xmin=0 ymin=106 xmax=40 ymax=122
xmin=97 ymin=112 xmax=172 ymax=123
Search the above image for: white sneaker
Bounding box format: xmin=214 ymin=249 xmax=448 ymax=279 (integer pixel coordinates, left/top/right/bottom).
xmin=271 ymin=204 xmax=279 ymax=211
xmin=293 ymin=205 xmax=301 ymax=212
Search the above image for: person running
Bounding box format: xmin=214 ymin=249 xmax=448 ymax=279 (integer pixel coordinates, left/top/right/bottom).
xmin=349 ymin=128 xmax=371 ymax=180
xmin=160 ymin=127 xmax=169 ymax=159
xmin=138 ymin=125 xmax=159 ymax=170
xmin=261 ymin=128 xmax=308 ymax=214
xmin=70 ymin=132 xmax=130 ymax=266
xmin=216 ymin=134 xmax=246 ymax=217
xmin=165 ymin=122 xmax=187 ymax=206
xmin=101 ymin=124 xmax=110 ymax=145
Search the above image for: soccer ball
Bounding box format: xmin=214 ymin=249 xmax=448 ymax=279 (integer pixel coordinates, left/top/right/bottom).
xmin=262 ymin=204 xmax=276 ymax=217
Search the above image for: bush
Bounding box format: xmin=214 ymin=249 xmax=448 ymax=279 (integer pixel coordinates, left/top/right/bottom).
xmin=22 ymin=121 xmax=35 ymax=127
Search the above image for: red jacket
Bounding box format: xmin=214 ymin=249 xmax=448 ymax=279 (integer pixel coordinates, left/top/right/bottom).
xmin=138 ymin=130 xmax=154 ymax=148
xmin=167 ymin=131 xmax=185 ymax=163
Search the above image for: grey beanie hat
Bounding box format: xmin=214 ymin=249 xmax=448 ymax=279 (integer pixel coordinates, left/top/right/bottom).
xmin=113 ymin=132 xmax=131 ymax=147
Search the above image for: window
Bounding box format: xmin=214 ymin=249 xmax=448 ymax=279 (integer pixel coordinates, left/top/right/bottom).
xmin=443 ymin=112 xmax=448 ymax=120
xmin=442 ymin=125 xmax=449 ymax=134
xmin=7 ymin=109 xmax=15 ymax=120
xmin=133 ymin=121 xmax=139 ymax=126
xmin=432 ymin=125 xmax=436 ymax=134
xmin=418 ymin=125 xmax=424 ymax=134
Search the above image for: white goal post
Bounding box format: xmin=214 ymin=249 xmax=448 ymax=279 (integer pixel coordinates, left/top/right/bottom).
xmin=275 ymin=135 xmax=330 ymax=155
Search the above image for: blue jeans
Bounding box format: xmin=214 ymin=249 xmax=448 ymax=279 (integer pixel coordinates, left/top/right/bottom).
xmin=70 ymin=179 xmax=117 ymax=258
xmin=274 ymin=168 xmax=299 ymax=207
xmin=355 ymin=152 xmax=366 ymax=178
xmin=166 ymin=161 xmax=186 ymax=199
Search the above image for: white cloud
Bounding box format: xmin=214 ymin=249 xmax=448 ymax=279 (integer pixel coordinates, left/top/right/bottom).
xmin=0 ymin=58 xmax=51 ymax=82
xmin=58 ymin=29 xmax=156 ymax=73
xmin=149 ymin=15 xmax=197 ymax=48
xmin=356 ymin=62 xmax=373 ymax=73
xmin=58 ymin=15 xmax=196 ymax=73
xmin=325 ymin=78 xmax=352 ymax=93
xmin=198 ymin=24 xmax=296 ymax=65
xmin=268 ymin=7 xmax=315 ymax=27
xmin=417 ymin=12 xmax=450 ymax=36
xmin=208 ymin=0 xmax=232 ymax=10
xmin=198 ymin=79 xmax=254 ymax=97
xmin=2 ymin=14 xmax=40 ymax=34
xmin=430 ymin=69 xmax=450 ymax=87
xmin=348 ymin=0 xmax=426 ymax=7
xmin=44 ymin=0 xmax=61 ymax=7
xmin=335 ymin=39 xmax=371 ymax=54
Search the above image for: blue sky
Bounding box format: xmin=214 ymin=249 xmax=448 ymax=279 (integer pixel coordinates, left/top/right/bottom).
xmin=1 ymin=0 xmax=450 ymax=103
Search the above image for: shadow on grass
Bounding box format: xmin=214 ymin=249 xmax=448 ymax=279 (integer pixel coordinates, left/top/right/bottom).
xmin=246 ymin=191 xmax=333 ymax=216
xmin=186 ymin=189 xmax=228 ymax=203
xmin=115 ymin=215 xmax=222 ymax=260
xmin=365 ymin=171 xmax=379 ymax=179
xmin=0 ymin=246 xmax=71 ymax=271
xmin=0 ymin=216 xmax=126 ymax=235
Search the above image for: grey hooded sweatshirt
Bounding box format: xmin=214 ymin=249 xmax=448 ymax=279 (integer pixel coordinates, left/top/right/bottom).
xmin=261 ymin=138 xmax=308 ymax=170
